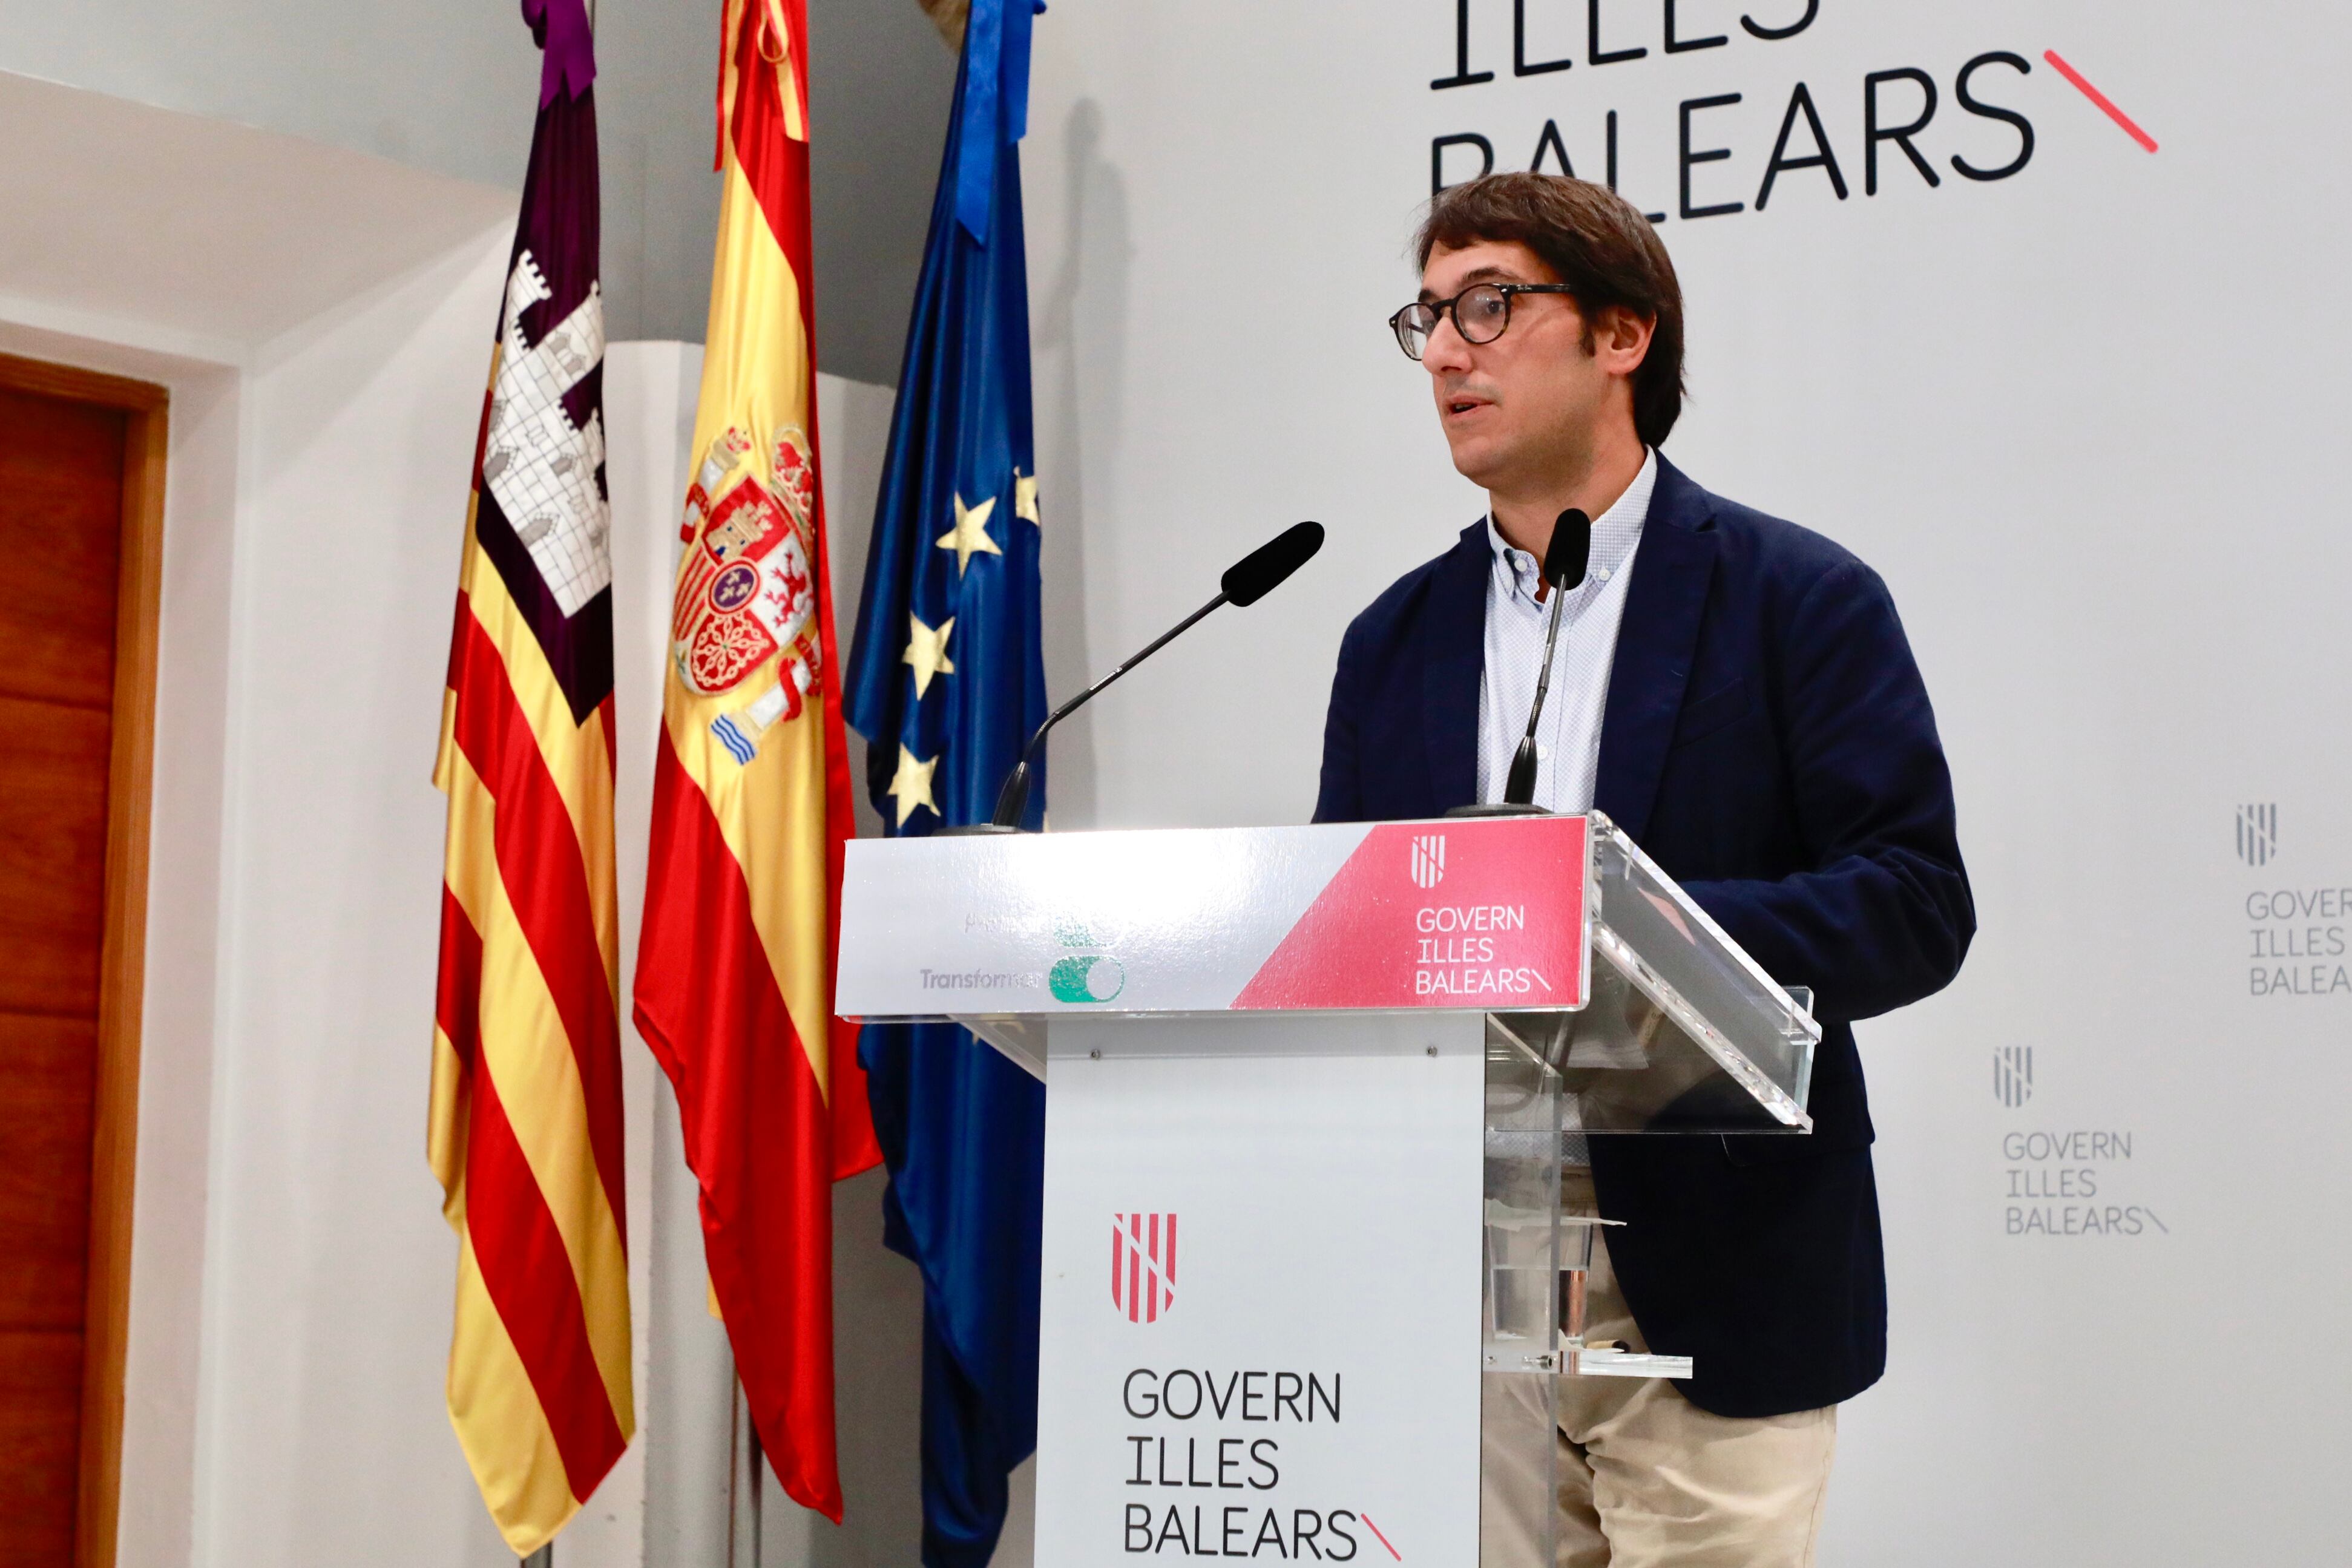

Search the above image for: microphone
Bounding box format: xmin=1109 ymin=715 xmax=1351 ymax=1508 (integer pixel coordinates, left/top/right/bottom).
xmin=1453 ymin=508 xmax=1591 ymax=816
xmin=967 ymin=522 xmax=1325 ymax=832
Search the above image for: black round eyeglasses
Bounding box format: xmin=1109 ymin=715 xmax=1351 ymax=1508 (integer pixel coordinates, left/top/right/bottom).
xmin=1388 ymin=282 xmax=1575 ymax=361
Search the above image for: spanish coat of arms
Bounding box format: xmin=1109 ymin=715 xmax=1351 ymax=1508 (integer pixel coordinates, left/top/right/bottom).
xmin=670 ymin=424 xmax=824 ymax=759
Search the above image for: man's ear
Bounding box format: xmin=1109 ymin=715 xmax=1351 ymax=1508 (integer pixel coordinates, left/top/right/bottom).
xmin=1594 ymin=306 xmax=1656 ymax=378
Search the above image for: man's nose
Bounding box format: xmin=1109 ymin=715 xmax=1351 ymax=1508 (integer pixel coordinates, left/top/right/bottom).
xmin=1421 ymin=313 xmax=1474 ymax=373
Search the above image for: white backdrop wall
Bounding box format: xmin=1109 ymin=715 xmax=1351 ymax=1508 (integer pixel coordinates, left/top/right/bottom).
xmin=1018 ymin=2 xmax=2352 ymax=1562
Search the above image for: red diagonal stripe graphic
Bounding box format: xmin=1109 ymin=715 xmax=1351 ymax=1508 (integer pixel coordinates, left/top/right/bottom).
xmin=2044 ymin=50 xmax=2158 ymax=153
xmin=450 ymin=600 xmax=628 ymax=1244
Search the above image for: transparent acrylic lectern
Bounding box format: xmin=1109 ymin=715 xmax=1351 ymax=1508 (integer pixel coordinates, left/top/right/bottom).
xmin=837 ymin=812 xmax=1818 ymax=1568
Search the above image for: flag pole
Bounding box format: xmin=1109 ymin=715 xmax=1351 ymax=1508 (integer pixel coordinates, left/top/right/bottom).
xmin=729 ymin=1377 xmax=763 ymax=1567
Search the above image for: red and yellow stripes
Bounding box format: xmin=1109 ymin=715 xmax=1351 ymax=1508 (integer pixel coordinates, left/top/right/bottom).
xmin=431 ymin=495 xmax=634 ymax=1555
xmin=631 ymin=0 xmax=878 ymax=1523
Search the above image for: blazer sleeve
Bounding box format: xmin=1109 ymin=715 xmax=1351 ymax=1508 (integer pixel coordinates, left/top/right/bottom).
xmin=1312 ymin=615 xmax=1366 ymax=825
xmin=1679 ymin=560 xmax=1975 ymax=1023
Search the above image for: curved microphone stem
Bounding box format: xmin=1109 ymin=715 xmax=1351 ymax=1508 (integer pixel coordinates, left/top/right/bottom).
xmin=987 ymin=590 xmax=1232 ymax=828
xmin=1500 ymin=579 xmax=1572 ymax=807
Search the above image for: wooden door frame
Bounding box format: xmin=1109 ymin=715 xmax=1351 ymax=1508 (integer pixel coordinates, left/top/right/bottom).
xmin=0 ymin=350 xmax=167 ymax=1568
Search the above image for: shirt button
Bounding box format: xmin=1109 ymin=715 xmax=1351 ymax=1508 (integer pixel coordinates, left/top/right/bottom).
xmin=1595 ymin=568 xmax=1612 ymax=582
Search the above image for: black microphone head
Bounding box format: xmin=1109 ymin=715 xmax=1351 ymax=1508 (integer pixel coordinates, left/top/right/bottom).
xmin=1544 ymin=509 xmax=1592 ymax=590
xmin=1221 ymin=521 xmax=1325 ymax=607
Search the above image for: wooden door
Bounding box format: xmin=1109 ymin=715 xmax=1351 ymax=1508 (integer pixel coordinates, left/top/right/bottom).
xmin=0 ymin=356 xmax=164 ymax=1568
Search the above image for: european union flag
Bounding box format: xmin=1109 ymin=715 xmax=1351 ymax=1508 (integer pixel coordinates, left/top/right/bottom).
xmin=841 ymin=2 xmax=1047 ymax=1564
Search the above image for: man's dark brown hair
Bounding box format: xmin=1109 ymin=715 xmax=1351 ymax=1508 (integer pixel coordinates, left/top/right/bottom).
xmin=1416 ymin=172 xmax=1686 ymax=448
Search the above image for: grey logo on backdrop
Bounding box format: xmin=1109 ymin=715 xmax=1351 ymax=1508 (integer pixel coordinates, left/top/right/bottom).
xmin=1994 ymin=1045 xmax=2033 ymax=1109
xmin=2236 ymin=803 xmax=2278 ymax=867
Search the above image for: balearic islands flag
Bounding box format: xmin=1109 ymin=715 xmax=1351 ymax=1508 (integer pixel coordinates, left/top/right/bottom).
xmin=632 ymin=0 xmax=880 ymax=1520
xmin=842 ymin=0 xmax=1048 ymax=1560
xmin=429 ymin=0 xmax=631 ymax=1552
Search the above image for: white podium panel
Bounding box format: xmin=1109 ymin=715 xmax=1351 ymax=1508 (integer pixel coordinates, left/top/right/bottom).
xmin=1035 ymin=1015 xmax=1486 ymax=1568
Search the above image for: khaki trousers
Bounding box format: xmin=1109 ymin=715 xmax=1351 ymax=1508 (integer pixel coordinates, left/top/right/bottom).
xmin=1480 ymin=1174 xmax=1837 ymax=1568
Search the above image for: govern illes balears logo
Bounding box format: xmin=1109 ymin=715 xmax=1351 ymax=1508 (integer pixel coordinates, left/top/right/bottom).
xmin=1050 ymin=913 xmax=1125 ymax=1003
xmin=2236 ymin=802 xmax=2278 ymax=867
xmin=1112 ymin=1212 xmax=1177 ymax=1323
xmin=1409 ymin=833 xmax=1447 ymax=890
xmin=1994 ymin=1045 xmax=2033 ymax=1109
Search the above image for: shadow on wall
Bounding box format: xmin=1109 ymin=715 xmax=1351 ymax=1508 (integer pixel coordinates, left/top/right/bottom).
xmin=810 ymin=1167 xmax=928 ymax=1568
xmin=1034 ymin=98 xmax=1129 ymax=832
xmin=805 ymin=0 xmax=961 ymax=385
xmin=818 ymin=372 xmax=898 ymax=843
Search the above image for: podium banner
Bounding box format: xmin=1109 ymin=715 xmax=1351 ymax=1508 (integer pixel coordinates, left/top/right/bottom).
xmin=838 ymin=815 xmax=1591 ymax=1017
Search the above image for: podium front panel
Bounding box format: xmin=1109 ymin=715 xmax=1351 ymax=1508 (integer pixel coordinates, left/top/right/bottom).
xmin=1033 ymin=1015 xmax=1487 ymax=1568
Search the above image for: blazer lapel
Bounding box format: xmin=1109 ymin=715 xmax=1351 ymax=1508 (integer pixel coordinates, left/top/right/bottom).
xmin=1421 ymin=521 xmax=1490 ymax=813
xmin=1594 ymin=458 xmax=1718 ymax=844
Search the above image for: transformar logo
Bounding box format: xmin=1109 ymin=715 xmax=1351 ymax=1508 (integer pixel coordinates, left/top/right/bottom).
xmin=1050 ymin=914 xmax=1125 ymax=1003
xmin=2236 ymin=803 xmax=2278 ymax=867
xmin=1112 ymin=1212 xmax=1176 ymax=1323
xmin=1994 ymin=1045 xmax=2033 ymax=1109
xmin=1410 ymin=833 xmax=1447 ymax=889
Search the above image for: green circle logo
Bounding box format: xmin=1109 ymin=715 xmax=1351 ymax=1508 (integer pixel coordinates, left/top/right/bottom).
xmin=1049 ymin=954 xmax=1126 ymax=1004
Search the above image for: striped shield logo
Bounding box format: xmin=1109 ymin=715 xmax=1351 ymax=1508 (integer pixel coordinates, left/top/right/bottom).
xmin=2236 ymin=803 xmax=2277 ymax=867
xmin=1994 ymin=1045 xmax=2033 ymax=1109
xmin=1410 ymin=833 xmax=1447 ymax=890
xmin=1112 ymin=1213 xmax=1177 ymax=1324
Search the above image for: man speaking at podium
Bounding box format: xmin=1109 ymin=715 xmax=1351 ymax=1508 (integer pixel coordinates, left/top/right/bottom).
xmin=1313 ymin=173 xmax=1974 ymax=1565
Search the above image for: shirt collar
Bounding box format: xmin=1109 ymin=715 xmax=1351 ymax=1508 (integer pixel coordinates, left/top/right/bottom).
xmin=1485 ymin=446 xmax=1657 ymax=590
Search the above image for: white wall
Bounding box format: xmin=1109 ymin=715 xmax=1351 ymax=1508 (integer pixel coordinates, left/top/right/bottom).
xmin=0 ymin=67 xmax=519 ymax=1567
xmin=188 ymin=214 xmax=525 ymax=1568
xmin=1017 ymin=2 xmax=2352 ymax=1562
xmin=0 ymin=0 xmax=958 ymax=373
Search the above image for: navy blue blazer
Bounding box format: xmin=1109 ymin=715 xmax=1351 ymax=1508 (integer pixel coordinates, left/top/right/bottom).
xmin=1315 ymin=455 xmax=1973 ymax=1417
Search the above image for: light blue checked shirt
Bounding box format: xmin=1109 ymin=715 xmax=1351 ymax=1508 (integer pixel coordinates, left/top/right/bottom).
xmin=1476 ymin=448 xmax=1657 ymax=812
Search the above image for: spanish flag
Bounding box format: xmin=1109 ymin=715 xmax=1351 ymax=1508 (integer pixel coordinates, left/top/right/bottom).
xmin=632 ymin=0 xmax=880 ymax=1520
xmin=430 ymin=0 xmax=632 ymax=1553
